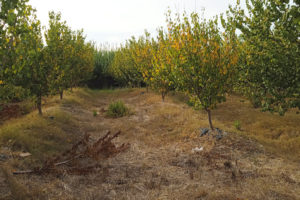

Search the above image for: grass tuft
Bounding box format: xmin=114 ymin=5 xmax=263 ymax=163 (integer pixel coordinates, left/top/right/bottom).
xmin=234 ymin=120 xmax=241 ymax=130
xmin=106 ymin=100 xmax=130 ymax=118
xmin=93 ymin=110 xmax=98 ymax=117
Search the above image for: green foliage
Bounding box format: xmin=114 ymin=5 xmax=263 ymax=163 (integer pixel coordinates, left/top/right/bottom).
xmin=186 ymin=99 xmax=194 ymax=107
xmin=0 ymin=84 xmax=30 ymax=103
xmin=93 ymin=110 xmax=98 ymax=117
xmin=130 ymin=31 xmax=154 ymax=90
xmin=229 ymin=0 xmax=300 ymax=115
xmin=1 ymin=0 xmax=298 ymax=123
xmin=89 ymin=46 xmax=116 ymax=88
xmin=186 ymin=98 xmax=201 ymax=110
xmin=0 ymin=0 xmax=29 ymax=79
xmin=69 ymin=30 xmax=94 ymax=88
xmin=106 ymin=100 xmax=130 ymax=118
xmin=109 ymin=37 xmax=147 ymax=87
xmin=0 ymin=3 xmax=94 ymax=114
xmin=151 ymin=29 xmax=175 ymax=101
xmin=45 ymin=12 xmax=94 ymax=98
xmin=164 ymin=11 xmax=239 ymax=129
xmin=94 ymin=49 xmax=114 ymax=77
xmin=44 ymin=11 xmax=73 ymax=96
xmin=234 ymin=120 xmax=241 ymax=130
xmin=105 ymin=11 xmax=239 ymax=128
xmin=0 ymin=0 xmax=47 ymax=114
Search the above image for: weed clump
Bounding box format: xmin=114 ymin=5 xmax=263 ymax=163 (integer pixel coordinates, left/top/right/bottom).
xmin=93 ymin=110 xmax=98 ymax=117
xmin=234 ymin=120 xmax=241 ymax=130
xmin=106 ymin=100 xmax=130 ymax=118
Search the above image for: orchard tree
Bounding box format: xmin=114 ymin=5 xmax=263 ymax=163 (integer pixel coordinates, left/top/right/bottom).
xmin=229 ymin=0 xmax=300 ymax=115
xmin=68 ymin=30 xmax=94 ymax=89
xmin=0 ymin=0 xmax=49 ymax=114
xmin=15 ymin=19 xmax=46 ymax=114
xmin=109 ymin=48 xmax=128 ymax=86
xmin=151 ymin=29 xmax=176 ymax=101
xmin=167 ymin=12 xmax=239 ymax=130
xmin=0 ymin=0 xmax=27 ymax=77
xmin=110 ymin=42 xmax=143 ymax=87
xmin=130 ymin=31 xmax=154 ymax=92
xmin=0 ymin=0 xmax=29 ymax=101
xmin=44 ymin=11 xmax=73 ymax=99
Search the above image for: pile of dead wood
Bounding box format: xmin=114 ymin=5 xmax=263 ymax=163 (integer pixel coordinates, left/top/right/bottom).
xmin=13 ymin=131 xmax=129 ymax=175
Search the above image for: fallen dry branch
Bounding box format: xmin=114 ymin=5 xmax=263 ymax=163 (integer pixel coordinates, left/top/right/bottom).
xmin=13 ymin=131 xmax=130 ymax=175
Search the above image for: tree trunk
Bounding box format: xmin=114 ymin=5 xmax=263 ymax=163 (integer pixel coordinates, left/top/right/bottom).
xmin=206 ymin=109 xmax=214 ymax=130
xmin=37 ymin=95 xmax=42 ymax=115
xmin=60 ymin=90 xmax=64 ymax=100
xmin=161 ymin=92 xmax=165 ymax=102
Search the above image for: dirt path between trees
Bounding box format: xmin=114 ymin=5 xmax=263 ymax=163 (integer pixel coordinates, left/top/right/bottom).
xmin=1 ymin=89 xmax=299 ymax=200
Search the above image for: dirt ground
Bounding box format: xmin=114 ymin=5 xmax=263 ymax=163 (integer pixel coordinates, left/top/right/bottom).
xmin=0 ymin=89 xmax=299 ymax=200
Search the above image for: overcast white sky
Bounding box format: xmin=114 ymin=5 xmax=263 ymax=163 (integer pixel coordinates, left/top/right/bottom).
xmin=29 ymin=0 xmax=238 ymax=46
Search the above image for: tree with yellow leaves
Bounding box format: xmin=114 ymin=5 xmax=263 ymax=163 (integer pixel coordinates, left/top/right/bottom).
xmin=109 ymin=41 xmax=143 ymax=87
xmin=151 ymin=28 xmax=176 ymax=101
xmin=167 ymin=12 xmax=239 ymax=130
xmin=130 ymin=31 xmax=154 ymax=92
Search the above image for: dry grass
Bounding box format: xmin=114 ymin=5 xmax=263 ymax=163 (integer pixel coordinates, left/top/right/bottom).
xmin=0 ymin=108 xmax=79 ymax=165
xmin=209 ymin=94 xmax=300 ymax=160
xmin=169 ymin=91 xmax=300 ymax=159
xmin=0 ymin=88 xmax=299 ymax=200
xmin=0 ymin=165 xmax=33 ymax=200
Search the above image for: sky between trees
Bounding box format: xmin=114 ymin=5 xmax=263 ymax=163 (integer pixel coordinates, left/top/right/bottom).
xmin=29 ymin=0 xmax=241 ymax=45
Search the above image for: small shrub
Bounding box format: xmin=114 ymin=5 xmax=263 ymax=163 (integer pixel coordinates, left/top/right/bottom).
xmin=234 ymin=120 xmax=241 ymax=130
xmin=93 ymin=110 xmax=98 ymax=117
xmin=106 ymin=100 xmax=129 ymax=118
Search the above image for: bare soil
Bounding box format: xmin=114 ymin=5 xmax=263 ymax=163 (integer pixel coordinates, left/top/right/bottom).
xmin=0 ymin=89 xmax=299 ymax=200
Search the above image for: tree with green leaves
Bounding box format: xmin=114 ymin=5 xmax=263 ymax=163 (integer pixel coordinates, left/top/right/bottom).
xmin=130 ymin=31 xmax=154 ymax=92
xmin=167 ymin=12 xmax=239 ymax=130
xmin=44 ymin=11 xmax=74 ymax=99
xmin=68 ymin=30 xmax=94 ymax=90
xmin=0 ymin=0 xmax=29 ymax=103
xmin=0 ymin=0 xmax=48 ymax=114
xmin=90 ymin=45 xmax=115 ymax=88
xmin=229 ymin=0 xmax=300 ymax=115
xmin=110 ymin=41 xmax=143 ymax=87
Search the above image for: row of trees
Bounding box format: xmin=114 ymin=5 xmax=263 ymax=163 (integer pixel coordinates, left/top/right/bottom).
xmin=0 ymin=0 xmax=94 ymax=114
xmin=1 ymin=0 xmax=298 ymax=128
xmin=110 ymin=13 xmax=239 ymax=129
xmin=108 ymin=0 xmax=299 ymax=129
xmin=230 ymin=0 xmax=300 ymax=115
